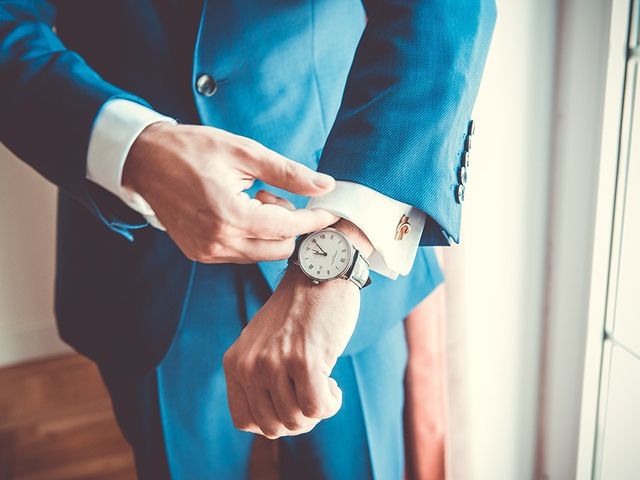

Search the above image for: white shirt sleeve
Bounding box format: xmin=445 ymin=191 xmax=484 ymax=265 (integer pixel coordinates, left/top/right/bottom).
xmin=87 ymin=101 xmax=425 ymax=277
xmin=86 ymin=99 xmax=173 ymax=230
xmin=307 ymin=181 xmax=426 ymax=279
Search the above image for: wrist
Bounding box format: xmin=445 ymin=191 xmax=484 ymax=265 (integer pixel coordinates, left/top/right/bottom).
xmin=284 ymin=262 xmax=360 ymax=296
xmin=122 ymin=121 xmax=173 ymax=196
xmin=330 ymin=218 xmax=374 ymax=258
xmin=284 ymin=219 xmax=372 ymax=292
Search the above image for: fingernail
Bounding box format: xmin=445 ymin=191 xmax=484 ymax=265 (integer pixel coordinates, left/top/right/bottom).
xmin=313 ymin=173 xmax=335 ymax=189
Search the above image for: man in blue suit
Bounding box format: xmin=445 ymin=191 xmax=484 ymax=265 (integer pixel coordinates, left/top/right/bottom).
xmin=0 ymin=1 xmax=495 ymax=478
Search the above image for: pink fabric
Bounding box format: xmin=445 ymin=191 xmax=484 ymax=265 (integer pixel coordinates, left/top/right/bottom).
xmin=404 ymin=284 xmax=447 ymax=480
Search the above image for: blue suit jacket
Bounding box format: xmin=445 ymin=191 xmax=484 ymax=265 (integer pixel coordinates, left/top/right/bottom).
xmin=0 ymin=0 xmax=495 ymax=374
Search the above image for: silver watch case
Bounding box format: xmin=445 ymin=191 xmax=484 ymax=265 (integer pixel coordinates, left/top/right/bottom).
xmin=294 ymin=228 xmax=371 ymax=289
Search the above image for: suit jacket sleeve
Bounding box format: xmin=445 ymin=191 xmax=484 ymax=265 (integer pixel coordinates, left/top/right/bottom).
xmin=316 ymin=0 xmax=497 ymax=245
xmin=0 ymin=0 xmax=151 ymax=239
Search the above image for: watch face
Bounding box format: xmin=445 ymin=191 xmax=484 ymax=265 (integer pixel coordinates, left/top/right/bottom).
xmin=298 ymin=230 xmax=353 ymax=281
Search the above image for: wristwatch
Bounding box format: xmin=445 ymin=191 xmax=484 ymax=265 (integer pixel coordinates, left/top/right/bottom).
xmin=289 ymin=228 xmax=372 ymax=289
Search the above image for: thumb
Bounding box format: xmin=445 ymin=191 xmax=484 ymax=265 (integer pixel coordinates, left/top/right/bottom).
xmin=326 ymin=377 xmax=343 ymax=415
xmin=255 ymin=189 xmax=296 ymax=210
xmin=247 ymin=148 xmax=336 ymax=197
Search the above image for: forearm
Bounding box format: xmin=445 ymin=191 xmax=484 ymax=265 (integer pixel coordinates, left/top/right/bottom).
xmin=316 ymin=0 xmax=497 ymax=244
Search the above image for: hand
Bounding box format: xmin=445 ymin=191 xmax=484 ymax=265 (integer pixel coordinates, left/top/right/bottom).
xmin=223 ymin=219 xmax=373 ymax=438
xmin=123 ymin=122 xmax=338 ymax=263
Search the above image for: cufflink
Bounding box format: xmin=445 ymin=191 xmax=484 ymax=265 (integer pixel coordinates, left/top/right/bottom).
xmin=395 ymin=215 xmax=411 ymax=240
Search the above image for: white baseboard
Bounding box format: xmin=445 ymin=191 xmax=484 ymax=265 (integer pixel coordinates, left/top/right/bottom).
xmin=0 ymin=322 xmax=72 ymax=368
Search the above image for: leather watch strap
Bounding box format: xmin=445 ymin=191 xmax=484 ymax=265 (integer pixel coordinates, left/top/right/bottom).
xmin=346 ymin=250 xmax=372 ymax=289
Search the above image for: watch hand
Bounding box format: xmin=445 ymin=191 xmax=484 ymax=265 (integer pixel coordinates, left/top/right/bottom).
xmin=312 ymin=239 xmax=327 ymax=255
xmin=311 ymin=249 xmax=327 ymax=256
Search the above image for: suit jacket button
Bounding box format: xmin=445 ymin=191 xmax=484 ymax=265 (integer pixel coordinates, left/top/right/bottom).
xmin=459 ymin=166 xmax=468 ymax=185
xmin=467 ymin=120 xmax=476 ymax=136
xmin=196 ymin=74 xmax=218 ymax=97
xmin=462 ymin=151 xmax=470 ymax=168
xmin=464 ymin=134 xmax=472 ymax=152
xmin=455 ymin=184 xmax=465 ymax=204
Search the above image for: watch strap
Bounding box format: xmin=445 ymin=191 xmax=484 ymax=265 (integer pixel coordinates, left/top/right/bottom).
xmin=345 ymin=249 xmax=372 ymax=289
xmin=288 ymin=234 xmax=307 ymax=267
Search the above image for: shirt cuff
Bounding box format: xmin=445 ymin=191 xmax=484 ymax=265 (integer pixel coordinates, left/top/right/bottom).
xmin=306 ymin=181 xmax=426 ymax=278
xmin=86 ymin=98 xmax=174 ymax=229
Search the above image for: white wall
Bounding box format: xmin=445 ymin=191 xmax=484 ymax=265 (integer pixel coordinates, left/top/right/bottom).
xmin=0 ymin=144 xmax=69 ymax=366
xmin=462 ymin=0 xmax=555 ymax=478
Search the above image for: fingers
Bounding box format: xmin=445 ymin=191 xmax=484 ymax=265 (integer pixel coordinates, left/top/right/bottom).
xmin=244 ymin=385 xmax=289 ymax=439
xmin=233 ymin=189 xmax=337 ymax=240
xmin=226 ymin=380 xmax=263 ymax=435
xmin=242 ymin=203 xmax=338 ymax=240
xmin=226 ymin=358 xmax=338 ymax=438
xmin=292 ymin=366 xmax=341 ymax=420
xmin=270 ymin=373 xmax=320 ymax=432
xmin=190 ymin=201 xmax=330 ymax=263
xmin=327 ymin=377 xmax=343 ymax=407
xmin=185 ymin=240 xmax=294 ymax=264
xmin=255 ymin=189 xmax=295 ymax=210
xmin=236 ymin=238 xmax=296 ymax=261
xmin=245 ymin=147 xmax=336 ymax=197
xmin=229 ymin=373 xmax=323 ymax=439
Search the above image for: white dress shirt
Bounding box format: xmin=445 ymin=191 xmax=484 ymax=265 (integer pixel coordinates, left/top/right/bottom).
xmin=86 ymin=99 xmax=425 ymax=278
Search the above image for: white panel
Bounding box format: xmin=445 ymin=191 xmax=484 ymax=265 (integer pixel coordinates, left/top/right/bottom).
xmin=577 ymin=0 xmax=633 ymax=475
xmin=599 ymin=343 xmax=640 ymax=479
xmin=612 ymin=62 xmax=640 ymax=356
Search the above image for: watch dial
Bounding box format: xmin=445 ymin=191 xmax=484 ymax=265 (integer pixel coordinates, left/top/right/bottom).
xmin=298 ymin=230 xmax=352 ymax=281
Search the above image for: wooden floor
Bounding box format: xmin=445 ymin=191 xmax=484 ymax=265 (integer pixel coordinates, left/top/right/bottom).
xmin=0 ymin=354 xmax=136 ymax=480
xmin=0 ymin=353 xmax=278 ymax=480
